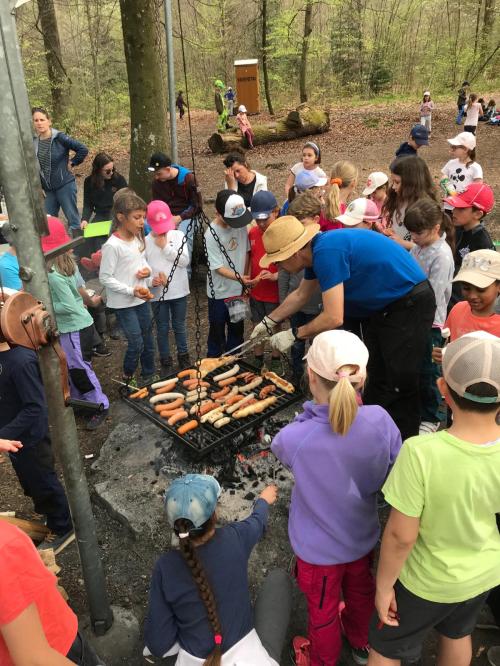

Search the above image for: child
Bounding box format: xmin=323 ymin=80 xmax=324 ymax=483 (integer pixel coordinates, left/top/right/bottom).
xmin=99 ymin=192 xmax=156 ymax=386
xmin=204 ymin=190 xmax=252 ymax=357
xmin=145 ymin=200 xmax=190 ymax=374
xmin=42 ymin=218 xmax=109 ymax=429
xmin=236 ymin=105 xmax=254 ymax=148
xmin=463 ymin=93 xmax=483 ymax=134
xmin=282 ymin=192 xmax=324 ymax=385
xmin=395 ymin=124 xmax=429 ymax=158
xmin=441 ymin=132 xmax=483 ymax=214
xmin=432 ymin=250 xmax=500 ymax=355
xmin=248 ymin=191 xmax=281 ymax=372
xmin=0 ymin=519 xmax=103 ymax=665
xmin=324 ymin=160 xmax=358 ymax=231
xmin=336 ymin=197 xmax=381 ymax=229
xmin=272 ymin=330 xmax=402 ymax=666
xmin=224 ymin=86 xmax=235 ymax=115
xmin=368 ymin=332 xmax=500 ymax=666
xmin=484 ymin=98 xmax=497 ymax=120
xmin=419 ymin=91 xmax=434 ymax=134
xmin=281 ymin=169 xmax=329 ymax=219
xmin=456 ymin=80 xmax=470 ymax=124
xmin=382 ymin=156 xmax=439 ymax=250
xmin=285 ymin=141 xmax=327 ymax=196
xmin=176 ymin=90 xmax=186 ymax=120
xmin=404 ymin=200 xmax=455 ymax=434
xmin=362 ymin=171 xmax=389 ymax=216
xmin=443 ymin=182 xmax=495 ymax=308
xmin=214 ymin=79 xmax=229 ymax=132
xmin=144 ymin=474 xmax=292 ymax=664
xmin=0 ymin=289 xmax=73 ymax=554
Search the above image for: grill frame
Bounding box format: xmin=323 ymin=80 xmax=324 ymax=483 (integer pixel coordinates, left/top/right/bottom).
xmin=121 ymin=360 xmax=302 ymax=459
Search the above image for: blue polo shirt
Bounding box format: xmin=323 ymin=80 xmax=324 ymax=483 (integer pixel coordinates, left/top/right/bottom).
xmin=304 ymin=230 xmax=426 ymax=318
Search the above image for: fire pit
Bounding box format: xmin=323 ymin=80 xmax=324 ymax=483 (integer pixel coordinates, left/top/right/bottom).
xmin=121 ymin=360 xmax=302 ymax=459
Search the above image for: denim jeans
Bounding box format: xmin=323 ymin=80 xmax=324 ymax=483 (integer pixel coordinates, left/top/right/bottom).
xmin=207 ymin=297 xmax=244 ymax=357
xmin=419 ymin=327 xmax=443 ymax=423
xmin=151 ymin=297 xmax=188 ymax=361
xmin=115 ymin=302 xmax=155 ymax=378
xmin=456 ymin=104 xmax=465 ymax=124
xmin=44 ymin=180 xmax=81 ymax=231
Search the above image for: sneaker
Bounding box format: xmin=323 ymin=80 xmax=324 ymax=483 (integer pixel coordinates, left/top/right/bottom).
xmin=270 ymin=357 xmax=284 ymax=376
xmin=86 ymin=409 xmax=109 ymax=431
xmin=488 ymin=647 xmax=500 ymax=666
xmin=476 ymin=605 xmax=499 ymax=630
xmin=93 ymin=343 xmax=111 ymax=357
xmin=351 ymin=645 xmax=370 ymax=665
xmin=419 ymin=421 xmax=440 ymax=435
xmin=122 ymin=376 xmax=138 ymax=388
xmin=292 ymin=636 xmax=310 ymax=666
xmin=37 ymin=529 xmax=75 ymax=555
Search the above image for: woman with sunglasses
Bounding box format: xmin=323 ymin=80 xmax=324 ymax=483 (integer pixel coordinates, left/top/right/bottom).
xmin=81 ymin=153 xmax=127 ymax=231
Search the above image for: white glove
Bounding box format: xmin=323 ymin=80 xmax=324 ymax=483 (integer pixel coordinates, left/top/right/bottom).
xmin=270 ymin=329 xmax=296 ymax=353
xmin=250 ymin=315 xmax=278 ymax=340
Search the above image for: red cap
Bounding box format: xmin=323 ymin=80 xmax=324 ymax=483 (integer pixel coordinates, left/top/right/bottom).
xmin=41 ymin=216 xmax=71 ymax=253
xmin=444 ymin=182 xmax=495 ymax=213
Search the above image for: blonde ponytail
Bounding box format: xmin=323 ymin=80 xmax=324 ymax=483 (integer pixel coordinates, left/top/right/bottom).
xmin=325 ymin=160 xmax=358 ymax=221
xmin=326 ymin=365 xmax=360 ymax=436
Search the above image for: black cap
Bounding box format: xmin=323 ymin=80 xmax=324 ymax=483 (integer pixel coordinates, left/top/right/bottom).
xmin=462 ymin=81 xmax=470 ymax=86
xmin=148 ymin=152 xmax=171 ymax=172
xmin=215 ymin=190 xmax=253 ymax=228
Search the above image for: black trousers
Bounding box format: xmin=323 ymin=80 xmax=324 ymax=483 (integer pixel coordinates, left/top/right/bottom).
xmin=363 ymin=282 xmax=436 ymax=441
xmin=9 ymin=437 xmax=72 ymax=535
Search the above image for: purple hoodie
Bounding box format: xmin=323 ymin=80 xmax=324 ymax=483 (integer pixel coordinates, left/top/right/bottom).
xmin=272 ymin=401 xmax=402 ymax=565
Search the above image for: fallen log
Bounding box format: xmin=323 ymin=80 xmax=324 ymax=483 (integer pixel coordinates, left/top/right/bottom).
xmin=0 ymin=515 xmax=49 ymax=541
xmin=208 ymin=103 xmax=330 ymax=154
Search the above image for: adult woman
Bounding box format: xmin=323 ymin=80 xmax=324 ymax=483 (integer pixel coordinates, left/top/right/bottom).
xmin=81 ymin=152 xmax=127 ymax=228
xmin=32 ymin=107 xmax=88 ymax=235
xmin=223 ymin=151 xmax=267 ymax=207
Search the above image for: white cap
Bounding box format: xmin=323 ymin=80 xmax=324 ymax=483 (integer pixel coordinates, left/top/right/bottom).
xmin=238 ymin=105 xmax=247 ymax=113
xmin=423 ymin=91 xmax=431 ymax=96
xmin=447 ymin=132 xmax=476 ymax=151
xmin=305 ymin=330 xmax=369 ymax=383
xmin=336 ymin=198 xmax=380 ymax=226
xmin=362 ymin=171 xmax=389 ymax=196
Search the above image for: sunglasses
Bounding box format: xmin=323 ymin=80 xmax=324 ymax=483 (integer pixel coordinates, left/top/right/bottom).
xmin=103 ymin=168 xmax=114 ymax=174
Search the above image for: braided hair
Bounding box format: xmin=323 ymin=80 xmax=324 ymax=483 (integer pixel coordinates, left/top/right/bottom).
xmin=176 ymin=517 xmax=222 ymax=666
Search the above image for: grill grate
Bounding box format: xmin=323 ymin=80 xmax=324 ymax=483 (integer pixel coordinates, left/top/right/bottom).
xmin=121 ymin=360 xmax=302 ymax=459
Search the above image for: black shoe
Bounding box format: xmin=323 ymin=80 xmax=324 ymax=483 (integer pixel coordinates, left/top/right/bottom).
xmin=161 ymin=356 xmax=174 ymax=374
xmin=93 ymin=343 xmax=112 ymax=357
xmin=37 ymin=528 xmax=75 ymax=555
xmin=177 ymin=352 xmax=191 ymax=370
xmin=86 ymin=409 xmax=109 ymax=431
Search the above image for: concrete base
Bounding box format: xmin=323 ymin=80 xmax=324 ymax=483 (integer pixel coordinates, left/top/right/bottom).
xmin=80 ymin=605 xmax=140 ymax=664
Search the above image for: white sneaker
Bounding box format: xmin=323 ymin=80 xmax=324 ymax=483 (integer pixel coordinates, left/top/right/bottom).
xmin=419 ymin=421 xmax=440 ymax=435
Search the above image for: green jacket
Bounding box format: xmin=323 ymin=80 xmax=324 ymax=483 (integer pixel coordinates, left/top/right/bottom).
xmin=47 ymin=268 xmax=93 ymax=334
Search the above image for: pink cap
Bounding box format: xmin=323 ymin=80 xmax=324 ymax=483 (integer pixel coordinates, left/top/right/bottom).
xmin=336 ymin=198 xmax=380 ymax=226
xmin=146 ymin=200 xmax=175 ymax=234
xmin=305 ymin=330 xmax=369 ymax=383
xmin=41 ymin=216 xmax=71 ymax=253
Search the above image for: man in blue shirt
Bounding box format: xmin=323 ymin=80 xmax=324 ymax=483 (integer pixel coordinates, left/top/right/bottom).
xmin=254 ymin=217 xmax=436 ymax=440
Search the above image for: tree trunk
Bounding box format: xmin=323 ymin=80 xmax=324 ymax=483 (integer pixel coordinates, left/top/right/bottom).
xmin=36 ymin=0 xmax=67 ymax=120
xmin=208 ymin=104 xmax=329 ymax=153
xmin=119 ymin=0 xmax=170 ymax=201
xmin=299 ymin=0 xmax=313 ymax=103
xmin=261 ymin=0 xmax=274 ymax=115
xmin=482 ymin=0 xmax=495 ymax=54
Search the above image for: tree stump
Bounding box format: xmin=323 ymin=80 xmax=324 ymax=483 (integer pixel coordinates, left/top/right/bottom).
xmin=207 ymin=103 xmax=330 ymax=154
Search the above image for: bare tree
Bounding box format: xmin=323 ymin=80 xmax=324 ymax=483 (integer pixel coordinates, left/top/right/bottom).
xmin=299 ymin=0 xmax=313 ymax=103
xmin=261 ymin=0 xmax=274 ymax=114
xmin=35 ymin=0 xmax=68 ymax=119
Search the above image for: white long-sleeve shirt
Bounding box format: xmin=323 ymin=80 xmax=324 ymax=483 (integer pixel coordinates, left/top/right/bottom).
xmin=99 ymin=233 xmax=151 ymax=309
xmin=145 ymin=230 xmax=190 ymax=301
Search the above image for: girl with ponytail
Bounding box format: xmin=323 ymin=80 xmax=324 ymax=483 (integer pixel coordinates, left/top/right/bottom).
xmin=404 ymin=199 xmax=455 ymax=434
xmin=272 ymin=330 xmax=402 ymax=666
xmin=144 ymin=474 xmax=291 ymax=665
xmin=323 ymin=160 xmax=359 ymax=230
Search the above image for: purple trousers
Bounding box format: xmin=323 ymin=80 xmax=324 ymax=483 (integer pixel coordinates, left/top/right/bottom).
xmin=60 ymin=325 xmax=109 ymax=410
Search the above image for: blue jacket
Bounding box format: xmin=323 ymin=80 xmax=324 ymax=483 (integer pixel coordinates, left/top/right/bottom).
xmin=34 ymin=128 xmax=88 ymax=192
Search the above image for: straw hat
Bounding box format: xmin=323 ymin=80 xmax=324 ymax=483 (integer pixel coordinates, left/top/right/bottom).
xmin=259 ymin=216 xmax=320 ymax=268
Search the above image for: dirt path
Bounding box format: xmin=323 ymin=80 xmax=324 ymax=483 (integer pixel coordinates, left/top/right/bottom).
xmin=1 ymin=98 xmax=499 ymax=665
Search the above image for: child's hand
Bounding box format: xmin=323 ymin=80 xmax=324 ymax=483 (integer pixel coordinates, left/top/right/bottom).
xmin=432 ymin=347 xmax=443 ymax=364
xmin=242 ymin=275 xmax=256 ymax=286
xmin=152 ymin=275 xmax=163 ymax=287
xmin=259 ymin=270 xmax=278 ymax=282
xmin=375 ymin=587 xmax=399 ymax=627
xmin=0 ymin=438 xmax=22 ymax=453
xmin=259 ymin=485 xmax=278 ymax=505
xmin=133 ymin=286 xmax=150 ymax=300
xmin=136 ymin=267 xmax=150 ymax=279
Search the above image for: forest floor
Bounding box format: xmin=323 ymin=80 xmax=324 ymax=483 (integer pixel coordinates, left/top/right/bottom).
xmin=1 ymin=97 xmax=500 ymax=665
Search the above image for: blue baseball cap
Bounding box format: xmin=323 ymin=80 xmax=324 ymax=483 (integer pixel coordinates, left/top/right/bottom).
xmin=164 ymin=474 xmax=221 ymax=529
xmin=294 ymin=169 xmax=328 ymax=192
xmin=410 ymin=124 xmax=429 ymax=146
xmin=250 ymin=190 xmax=278 ymax=220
